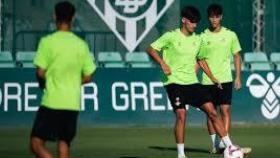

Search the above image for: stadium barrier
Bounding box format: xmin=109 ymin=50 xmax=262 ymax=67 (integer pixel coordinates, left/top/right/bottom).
xmin=0 ymin=68 xmax=279 ymax=127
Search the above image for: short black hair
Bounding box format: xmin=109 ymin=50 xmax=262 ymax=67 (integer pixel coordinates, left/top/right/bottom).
xmin=55 ymin=1 xmax=76 ymax=23
xmin=181 ymin=6 xmax=201 ymax=23
xmin=207 ymin=3 xmax=223 ymax=17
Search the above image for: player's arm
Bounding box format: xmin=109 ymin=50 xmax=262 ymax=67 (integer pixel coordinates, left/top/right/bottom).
xmin=194 ymin=62 xmax=200 ymax=74
xmin=81 ymin=44 xmax=96 ymax=84
xmin=82 ymin=74 xmax=93 ymax=84
xmin=197 ymin=59 xmax=222 ymax=89
xmin=36 ymin=67 xmax=46 ymax=89
xmin=33 ymin=38 xmax=49 ymax=89
xmin=231 ymin=32 xmax=242 ymax=90
xmin=146 ymin=47 xmax=171 ymax=75
xmin=233 ymin=52 xmax=241 ymax=90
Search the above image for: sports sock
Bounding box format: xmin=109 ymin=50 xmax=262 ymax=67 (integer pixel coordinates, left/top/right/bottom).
xmin=210 ymin=134 xmax=216 ymax=147
xmin=177 ymin=143 xmax=185 ymax=156
xmin=219 ymin=140 xmax=226 ymax=148
xmin=221 ymin=135 xmax=233 ymax=147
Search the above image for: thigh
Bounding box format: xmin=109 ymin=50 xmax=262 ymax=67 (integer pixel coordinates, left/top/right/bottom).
xmin=58 ymin=110 xmax=79 ymax=146
xmin=31 ymin=106 xmax=59 ymax=141
xmin=215 ymin=82 xmax=233 ymax=105
xmin=165 ymin=84 xmax=187 ymax=112
xmin=183 ymin=84 xmax=212 ymax=108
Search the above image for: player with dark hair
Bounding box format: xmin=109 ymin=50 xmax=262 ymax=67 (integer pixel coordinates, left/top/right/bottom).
xmin=30 ymin=1 xmax=96 ymax=158
xmin=200 ymin=3 xmax=251 ymax=154
xmin=146 ymin=6 xmax=237 ymax=158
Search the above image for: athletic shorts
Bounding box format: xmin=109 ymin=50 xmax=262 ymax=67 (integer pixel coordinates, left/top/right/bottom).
xmin=203 ymin=82 xmax=233 ymax=106
xmin=31 ymin=106 xmax=79 ymax=146
xmin=164 ymin=83 xmax=212 ymax=111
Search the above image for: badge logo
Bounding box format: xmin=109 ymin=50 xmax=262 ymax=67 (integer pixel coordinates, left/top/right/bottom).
xmin=175 ymin=97 xmax=181 ymax=106
xmin=246 ymin=72 xmax=280 ymax=120
xmin=87 ymin=0 xmax=175 ymax=52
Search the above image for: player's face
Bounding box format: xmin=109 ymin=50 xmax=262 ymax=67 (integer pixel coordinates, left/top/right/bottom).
xmin=208 ymin=15 xmax=222 ymax=28
xmin=184 ymin=19 xmax=198 ymax=33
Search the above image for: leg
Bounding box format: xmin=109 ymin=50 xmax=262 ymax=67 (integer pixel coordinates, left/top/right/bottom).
xmin=207 ymin=112 xmax=222 ymax=153
xmin=57 ymin=110 xmax=78 ymax=158
xmin=207 ymin=115 xmax=216 ymax=136
xmin=201 ymin=102 xmax=233 ymax=148
xmin=58 ymin=140 xmax=70 ymax=158
xmin=202 ymin=102 xmax=226 ymax=138
xmin=30 ymin=137 xmax=53 ymax=158
xmin=220 ymin=104 xmax=231 ymax=134
xmin=174 ymin=108 xmax=187 ymax=158
xmin=164 ymin=84 xmax=189 ymax=158
xmin=174 ymin=109 xmax=187 ymax=143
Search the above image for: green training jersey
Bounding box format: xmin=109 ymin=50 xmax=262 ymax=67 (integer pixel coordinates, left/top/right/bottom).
xmin=34 ymin=31 xmax=96 ymax=111
xmin=198 ymin=27 xmax=241 ymax=85
xmin=151 ymin=28 xmax=201 ymax=85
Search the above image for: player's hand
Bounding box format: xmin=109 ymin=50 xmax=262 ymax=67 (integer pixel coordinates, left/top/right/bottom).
xmin=160 ymin=62 xmax=171 ymax=75
xmin=234 ymin=77 xmax=242 ymax=90
xmin=211 ymin=78 xmax=223 ymax=89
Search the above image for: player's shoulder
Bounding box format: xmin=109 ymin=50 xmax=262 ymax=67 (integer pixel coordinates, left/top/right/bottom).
xmin=199 ymin=29 xmax=209 ymax=40
xmin=73 ymin=34 xmax=88 ymax=47
xmin=192 ymin=32 xmax=202 ymax=41
xmin=222 ymin=27 xmax=237 ymax=36
xmin=40 ymin=33 xmax=53 ymax=44
xmin=156 ymin=29 xmax=178 ymax=42
xmin=163 ymin=28 xmax=178 ymax=37
xmin=200 ymin=28 xmax=212 ymax=36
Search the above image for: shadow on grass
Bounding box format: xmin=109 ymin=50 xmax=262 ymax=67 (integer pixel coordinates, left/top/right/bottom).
xmin=149 ymin=146 xmax=209 ymax=154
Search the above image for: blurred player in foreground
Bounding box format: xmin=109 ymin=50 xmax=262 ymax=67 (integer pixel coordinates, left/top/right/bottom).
xmin=30 ymin=1 xmax=96 ymax=158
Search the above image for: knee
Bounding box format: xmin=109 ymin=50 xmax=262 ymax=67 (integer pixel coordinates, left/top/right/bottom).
xmin=208 ymin=110 xmax=219 ymax=120
xmin=30 ymin=137 xmax=42 ymax=153
xmin=221 ymin=106 xmax=231 ymax=116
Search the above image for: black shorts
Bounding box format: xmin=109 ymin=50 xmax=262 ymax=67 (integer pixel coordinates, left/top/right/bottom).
xmin=164 ymin=83 xmax=212 ymax=111
xmin=31 ymin=106 xmax=79 ymax=146
xmin=203 ymin=82 xmax=233 ymax=106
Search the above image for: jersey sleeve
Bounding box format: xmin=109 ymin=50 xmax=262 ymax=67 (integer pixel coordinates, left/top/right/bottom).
xmin=197 ymin=35 xmax=207 ymax=60
xmin=150 ymin=32 xmax=171 ymax=52
xmin=231 ymin=32 xmax=242 ymax=55
xmin=33 ymin=38 xmax=50 ymax=69
xmin=82 ymin=43 xmax=96 ymax=76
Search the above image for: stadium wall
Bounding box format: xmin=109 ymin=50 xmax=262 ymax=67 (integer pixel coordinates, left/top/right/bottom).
xmin=0 ymin=68 xmax=279 ymax=127
xmin=3 ymin=0 xmax=280 ymax=54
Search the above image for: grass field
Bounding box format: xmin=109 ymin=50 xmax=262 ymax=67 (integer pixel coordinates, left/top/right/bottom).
xmin=0 ymin=125 xmax=279 ymax=158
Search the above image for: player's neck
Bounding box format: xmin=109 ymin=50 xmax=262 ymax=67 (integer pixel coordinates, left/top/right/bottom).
xmin=57 ymin=23 xmax=71 ymax=32
xmin=209 ymin=25 xmax=221 ymax=33
xmin=180 ymin=27 xmax=192 ymax=36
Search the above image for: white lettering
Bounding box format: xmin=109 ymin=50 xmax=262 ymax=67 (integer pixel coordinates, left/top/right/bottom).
xmin=112 ymin=82 xmax=129 ymax=111
xmin=131 ymin=82 xmax=148 ymax=111
xmin=150 ymin=82 xmax=165 ymax=111
xmin=4 ymin=83 xmax=22 ymax=111
xmin=81 ymin=82 xmax=98 ymax=111
xmin=24 ymin=83 xmax=39 ymax=111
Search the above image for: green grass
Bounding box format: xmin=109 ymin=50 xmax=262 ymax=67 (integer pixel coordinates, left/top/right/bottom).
xmin=0 ymin=125 xmax=280 ymax=158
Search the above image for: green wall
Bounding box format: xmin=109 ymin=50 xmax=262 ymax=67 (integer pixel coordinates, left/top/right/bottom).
xmin=0 ymin=68 xmax=279 ymax=127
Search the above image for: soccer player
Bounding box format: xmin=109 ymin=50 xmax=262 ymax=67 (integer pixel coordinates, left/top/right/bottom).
xmin=30 ymin=1 xmax=96 ymax=158
xmin=146 ymin=6 xmax=237 ymax=158
xmin=199 ymin=3 xmax=251 ymax=154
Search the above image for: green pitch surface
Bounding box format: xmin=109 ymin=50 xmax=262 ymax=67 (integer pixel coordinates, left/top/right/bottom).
xmin=0 ymin=125 xmax=279 ymax=158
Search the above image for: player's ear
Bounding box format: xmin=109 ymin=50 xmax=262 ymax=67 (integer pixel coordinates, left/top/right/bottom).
xmin=182 ymin=17 xmax=186 ymax=24
xmin=220 ymin=15 xmax=223 ymax=20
